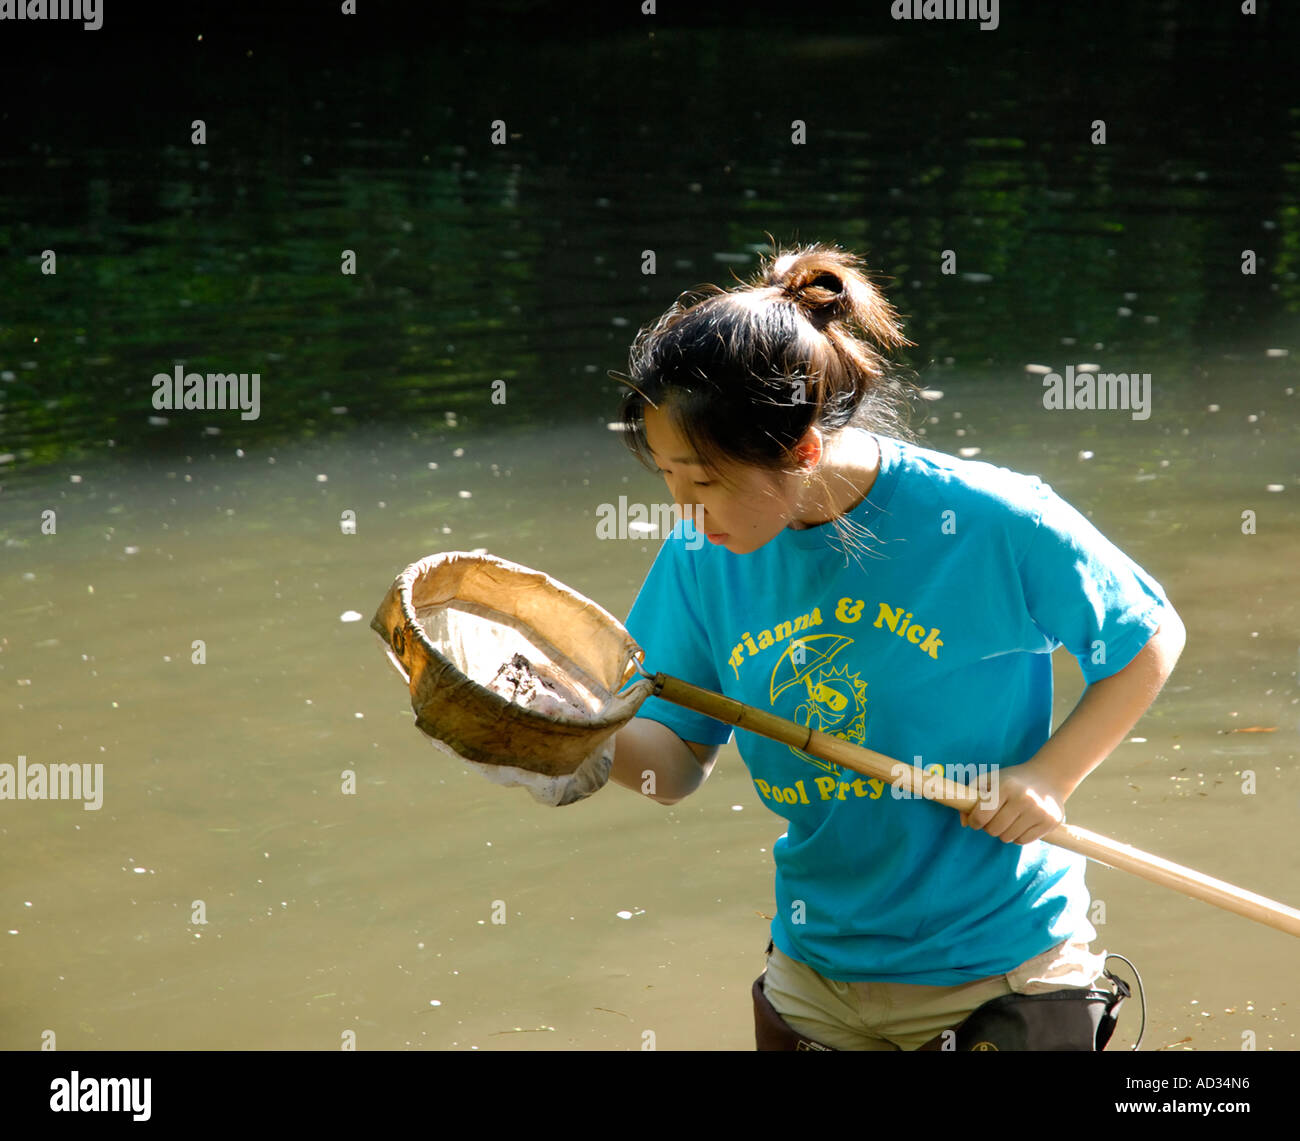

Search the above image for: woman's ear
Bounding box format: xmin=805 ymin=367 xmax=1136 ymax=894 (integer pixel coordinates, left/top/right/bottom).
xmin=793 ymin=427 xmax=824 ymax=472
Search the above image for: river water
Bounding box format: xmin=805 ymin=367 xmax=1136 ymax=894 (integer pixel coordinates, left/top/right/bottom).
xmin=1 ymin=8 xmax=1297 ymax=1050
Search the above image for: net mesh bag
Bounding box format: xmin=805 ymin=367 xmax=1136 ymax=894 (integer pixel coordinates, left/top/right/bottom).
xmin=371 ymin=551 xmax=655 ymax=803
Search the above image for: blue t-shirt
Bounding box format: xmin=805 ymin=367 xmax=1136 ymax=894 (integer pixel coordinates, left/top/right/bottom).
xmin=623 ymin=434 xmax=1171 ymax=985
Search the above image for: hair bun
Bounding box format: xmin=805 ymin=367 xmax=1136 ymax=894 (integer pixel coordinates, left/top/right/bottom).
xmin=770 ymin=255 xmax=848 ymax=328
xmin=806 ymin=271 xmax=843 ymax=295
xmin=758 ymin=241 xmax=911 ymax=348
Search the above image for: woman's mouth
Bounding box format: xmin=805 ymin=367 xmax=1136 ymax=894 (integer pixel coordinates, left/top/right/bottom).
xmin=706 ymin=532 xmax=728 ymax=544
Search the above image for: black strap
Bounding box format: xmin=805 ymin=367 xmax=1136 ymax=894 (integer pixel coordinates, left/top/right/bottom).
xmin=1101 ymin=954 xmax=1145 ymax=1050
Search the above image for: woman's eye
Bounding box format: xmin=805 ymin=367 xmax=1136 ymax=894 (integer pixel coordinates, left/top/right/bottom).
xmin=655 ymin=466 xmax=710 ymax=488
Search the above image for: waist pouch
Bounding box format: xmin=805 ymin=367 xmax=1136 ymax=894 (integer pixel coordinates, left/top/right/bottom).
xmin=915 ymin=972 xmax=1131 ymax=1051
xmin=755 ymin=945 xmax=1138 ymax=1052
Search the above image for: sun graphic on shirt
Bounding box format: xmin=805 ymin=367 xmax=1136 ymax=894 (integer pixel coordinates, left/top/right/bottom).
xmin=769 ymin=642 xmax=869 ymax=775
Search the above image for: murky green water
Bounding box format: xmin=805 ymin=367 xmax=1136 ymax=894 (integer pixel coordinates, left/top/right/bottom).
xmin=2 ymin=11 xmax=1298 ymax=1050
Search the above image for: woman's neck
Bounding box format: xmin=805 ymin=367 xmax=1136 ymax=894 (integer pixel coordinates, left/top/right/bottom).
xmin=789 ymin=429 xmax=881 ymax=529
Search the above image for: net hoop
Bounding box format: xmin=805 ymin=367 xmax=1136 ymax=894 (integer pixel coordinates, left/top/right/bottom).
xmin=372 ymin=551 xmax=654 ymax=777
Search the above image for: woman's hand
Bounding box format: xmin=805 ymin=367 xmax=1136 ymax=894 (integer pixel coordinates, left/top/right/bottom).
xmin=960 ymin=759 xmax=1070 ymax=845
xmin=459 ymin=735 xmax=615 ymax=806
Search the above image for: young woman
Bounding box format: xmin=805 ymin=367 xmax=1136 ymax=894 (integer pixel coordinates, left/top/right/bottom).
xmin=606 ymin=241 xmax=1185 ymax=1050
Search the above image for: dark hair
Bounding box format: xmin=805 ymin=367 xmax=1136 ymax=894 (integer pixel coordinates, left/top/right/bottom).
xmin=615 ymin=240 xmax=917 ymax=551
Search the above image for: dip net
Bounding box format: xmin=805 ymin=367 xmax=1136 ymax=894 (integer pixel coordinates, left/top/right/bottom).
xmin=371 ymin=551 xmax=655 ymax=780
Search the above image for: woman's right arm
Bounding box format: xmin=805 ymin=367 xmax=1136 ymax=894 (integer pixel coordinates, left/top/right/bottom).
xmin=609 ymin=717 xmax=719 ymax=806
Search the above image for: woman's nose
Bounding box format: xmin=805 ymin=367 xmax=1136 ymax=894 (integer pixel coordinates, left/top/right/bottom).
xmin=665 ymin=477 xmax=696 ymax=514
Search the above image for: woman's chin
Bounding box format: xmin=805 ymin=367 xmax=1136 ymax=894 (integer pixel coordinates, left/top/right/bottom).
xmin=714 ymin=530 xmax=781 ymax=555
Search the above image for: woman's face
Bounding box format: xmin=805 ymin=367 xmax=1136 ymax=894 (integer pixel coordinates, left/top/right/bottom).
xmin=642 ymin=404 xmax=803 ymax=555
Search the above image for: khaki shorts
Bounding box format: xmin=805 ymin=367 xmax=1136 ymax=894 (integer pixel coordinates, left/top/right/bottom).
xmin=761 ymin=938 xmax=1109 ymax=1051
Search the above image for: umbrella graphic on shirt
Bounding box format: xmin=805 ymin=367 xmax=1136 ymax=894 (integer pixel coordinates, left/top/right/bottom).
xmin=769 ymin=635 xmax=861 ymax=776
xmin=769 ymin=634 xmax=852 ymax=703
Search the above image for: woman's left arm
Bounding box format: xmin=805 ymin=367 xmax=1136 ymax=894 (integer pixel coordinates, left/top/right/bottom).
xmin=963 ymin=608 xmax=1187 ymax=844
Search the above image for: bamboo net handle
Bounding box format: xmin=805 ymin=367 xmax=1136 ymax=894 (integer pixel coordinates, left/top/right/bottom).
xmin=651 ymin=672 xmax=1300 ymax=939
